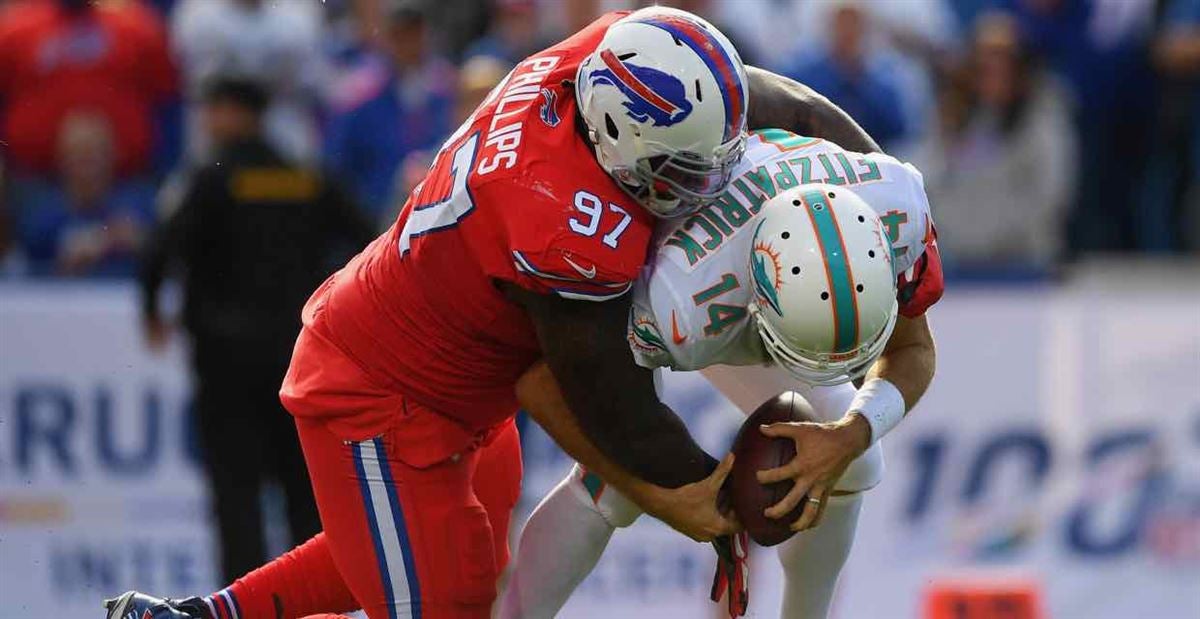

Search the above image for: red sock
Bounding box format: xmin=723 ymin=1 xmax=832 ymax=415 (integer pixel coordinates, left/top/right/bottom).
xmin=206 ymin=533 xmax=358 ymax=619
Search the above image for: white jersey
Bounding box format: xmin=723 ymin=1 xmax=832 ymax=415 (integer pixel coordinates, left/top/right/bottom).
xmin=628 ymin=129 xmax=936 ymax=370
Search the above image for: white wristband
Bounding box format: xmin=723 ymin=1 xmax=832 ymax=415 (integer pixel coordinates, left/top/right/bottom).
xmin=849 ymin=378 xmax=906 ymax=445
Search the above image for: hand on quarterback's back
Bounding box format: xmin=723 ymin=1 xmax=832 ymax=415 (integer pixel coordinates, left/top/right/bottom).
xmin=756 ymin=415 xmax=871 ymax=531
xmin=642 ymin=453 xmax=742 ymax=542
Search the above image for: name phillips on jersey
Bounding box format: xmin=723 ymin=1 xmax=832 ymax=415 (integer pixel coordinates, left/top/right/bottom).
xmin=475 ymin=56 xmax=563 ymax=176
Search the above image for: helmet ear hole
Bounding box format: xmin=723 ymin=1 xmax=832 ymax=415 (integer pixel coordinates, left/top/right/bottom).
xmin=604 ymin=113 xmax=620 ymax=140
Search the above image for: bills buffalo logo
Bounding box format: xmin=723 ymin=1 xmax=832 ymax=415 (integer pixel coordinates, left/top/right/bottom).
xmin=751 ymin=223 xmax=784 ymax=316
xmin=589 ymin=49 xmax=693 ymax=127
xmin=629 ymin=316 xmax=668 ymax=354
xmin=538 ymin=87 xmax=561 ymax=127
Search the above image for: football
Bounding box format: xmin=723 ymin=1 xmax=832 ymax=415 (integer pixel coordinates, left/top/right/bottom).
xmin=729 ymin=392 xmax=812 ymax=546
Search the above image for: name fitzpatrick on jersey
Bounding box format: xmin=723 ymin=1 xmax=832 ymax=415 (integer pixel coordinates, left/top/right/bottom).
xmin=664 ymin=153 xmax=883 ymax=268
xmin=477 ymin=55 xmax=562 ymax=176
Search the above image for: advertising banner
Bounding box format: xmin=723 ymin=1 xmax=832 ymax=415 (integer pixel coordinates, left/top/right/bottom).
xmin=835 ymin=286 xmax=1200 ymax=619
xmin=0 ymin=284 xmax=217 ymax=618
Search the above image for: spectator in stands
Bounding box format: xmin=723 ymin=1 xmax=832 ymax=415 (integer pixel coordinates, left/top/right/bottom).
xmin=1144 ymin=0 xmax=1200 ymax=251
xmin=562 ymin=0 xmax=601 ymax=37
xmin=996 ymin=0 xmax=1156 ymax=253
xmin=382 ymin=53 xmax=512 ymax=225
xmin=463 ymin=0 xmax=547 ymax=64
xmin=171 ymin=0 xmax=326 ymax=163
xmin=455 ymin=54 xmax=511 ymax=125
xmin=139 ymin=77 xmax=374 ymax=586
xmin=916 ymin=12 xmax=1076 ymax=274
xmin=324 ymin=0 xmax=455 ymax=220
xmin=781 ymin=1 xmax=911 ymax=149
xmin=322 ymin=0 xmax=373 ymax=70
xmin=11 ymin=111 xmax=156 ymax=277
xmin=339 ymin=0 xmax=487 ymax=60
xmin=0 ymin=0 xmax=176 ymax=180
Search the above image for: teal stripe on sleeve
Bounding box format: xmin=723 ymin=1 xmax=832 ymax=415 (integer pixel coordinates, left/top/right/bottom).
xmin=581 ymin=470 xmax=605 ymax=502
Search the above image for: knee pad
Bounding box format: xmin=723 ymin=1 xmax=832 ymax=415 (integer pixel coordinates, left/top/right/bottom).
xmin=569 ymin=464 xmax=644 ymax=528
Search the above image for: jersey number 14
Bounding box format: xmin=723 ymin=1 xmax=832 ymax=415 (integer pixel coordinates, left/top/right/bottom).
xmin=693 ymin=273 xmax=747 ymax=336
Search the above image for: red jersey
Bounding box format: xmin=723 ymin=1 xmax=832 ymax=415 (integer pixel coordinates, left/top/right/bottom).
xmin=281 ymin=13 xmax=650 ymax=447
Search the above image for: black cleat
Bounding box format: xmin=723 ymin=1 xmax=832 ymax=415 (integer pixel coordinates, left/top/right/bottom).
xmin=103 ymin=591 xmax=209 ymax=619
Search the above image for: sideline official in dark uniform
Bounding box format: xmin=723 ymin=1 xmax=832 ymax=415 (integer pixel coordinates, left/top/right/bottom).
xmin=139 ymin=77 xmax=375 ymax=584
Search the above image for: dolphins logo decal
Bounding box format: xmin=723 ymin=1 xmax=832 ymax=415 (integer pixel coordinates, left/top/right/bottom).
xmin=751 ymin=222 xmax=785 ymax=316
xmin=588 ymin=49 xmax=693 ymax=127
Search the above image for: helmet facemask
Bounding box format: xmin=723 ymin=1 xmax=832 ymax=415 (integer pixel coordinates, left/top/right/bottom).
xmin=750 ymin=300 xmax=899 ymax=386
xmin=592 ymin=113 xmax=745 ymax=219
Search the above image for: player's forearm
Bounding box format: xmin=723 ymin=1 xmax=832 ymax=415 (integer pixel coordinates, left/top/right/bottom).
xmin=516 ymin=361 xmax=668 ymax=510
xmin=507 ymin=283 xmax=716 ymax=488
xmin=557 ymin=360 xmax=715 ymax=488
xmin=745 ymin=66 xmax=883 ymax=154
xmin=868 ymin=314 xmax=936 ymax=412
xmin=836 ymin=317 xmax=935 ymax=450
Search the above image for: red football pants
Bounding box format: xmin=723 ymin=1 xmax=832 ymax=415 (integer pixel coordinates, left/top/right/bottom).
xmin=297 ymin=414 xmax=522 ymax=619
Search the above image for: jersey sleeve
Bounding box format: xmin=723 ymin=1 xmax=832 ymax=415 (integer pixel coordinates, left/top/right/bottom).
xmin=475 ymin=173 xmax=654 ymax=302
xmin=627 ymin=275 xmax=675 ymax=368
xmin=897 ymin=221 xmax=944 ymax=317
xmin=864 ymin=155 xmax=945 ymax=318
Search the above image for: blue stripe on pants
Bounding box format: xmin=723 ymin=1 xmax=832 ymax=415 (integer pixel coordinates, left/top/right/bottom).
xmin=353 ymin=442 xmax=402 ymax=619
xmin=373 ymin=438 xmax=423 ymax=619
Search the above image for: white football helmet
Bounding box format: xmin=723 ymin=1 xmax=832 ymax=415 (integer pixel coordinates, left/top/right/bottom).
xmin=748 ymin=184 xmax=899 ymax=385
xmin=575 ymin=7 xmax=748 ymax=218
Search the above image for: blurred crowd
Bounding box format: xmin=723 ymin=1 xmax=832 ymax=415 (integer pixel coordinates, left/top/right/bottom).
xmin=0 ymin=0 xmax=1196 ymax=280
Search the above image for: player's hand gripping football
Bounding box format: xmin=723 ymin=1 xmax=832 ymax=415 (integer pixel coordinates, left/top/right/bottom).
xmin=756 ymin=414 xmax=871 ymax=531
xmin=710 ymin=531 xmax=750 ymax=617
xmin=642 ymin=453 xmax=741 ymax=542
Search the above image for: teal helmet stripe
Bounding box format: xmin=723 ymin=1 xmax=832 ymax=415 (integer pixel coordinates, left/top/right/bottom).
xmin=799 ymin=189 xmax=859 ymax=352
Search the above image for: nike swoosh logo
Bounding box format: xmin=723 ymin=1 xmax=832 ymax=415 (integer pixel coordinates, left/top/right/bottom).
xmin=563 ymin=255 xmax=597 ymax=279
xmin=671 ymin=311 xmax=687 ymax=345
